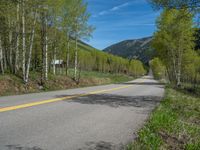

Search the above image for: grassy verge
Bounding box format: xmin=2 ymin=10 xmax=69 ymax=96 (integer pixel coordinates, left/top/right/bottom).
xmin=0 ymin=71 xmax=134 ymax=96
xmin=67 ymin=69 xmax=134 ymax=83
xmin=127 ymin=88 xmax=200 ymax=150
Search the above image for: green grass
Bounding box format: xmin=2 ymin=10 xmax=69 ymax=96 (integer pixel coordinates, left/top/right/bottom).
xmin=127 ymin=88 xmax=200 ymax=150
xmin=67 ymin=69 xmax=134 ymax=83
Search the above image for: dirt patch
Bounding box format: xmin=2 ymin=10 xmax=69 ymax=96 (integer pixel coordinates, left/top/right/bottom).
xmin=44 ymin=76 xmax=77 ymax=90
xmin=159 ymin=130 xmax=189 ymax=150
xmin=188 ymin=117 xmax=200 ymax=125
xmin=0 ymin=75 xmax=39 ymax=95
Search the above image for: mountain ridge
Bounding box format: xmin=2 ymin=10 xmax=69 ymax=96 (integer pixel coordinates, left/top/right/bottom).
xmin=103 ymin=36 xmax=155 ymax=64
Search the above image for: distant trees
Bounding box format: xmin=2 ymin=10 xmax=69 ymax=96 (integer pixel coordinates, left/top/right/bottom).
xmin=0 ymin=0 xmax=146 ymax=85
xmin=129 ymin=59 xmax=146 ymax=77
xmin=78 ymin=49 xmax=146 ymax=77
xmin=150 ymin=58 xmax=165 ymax=80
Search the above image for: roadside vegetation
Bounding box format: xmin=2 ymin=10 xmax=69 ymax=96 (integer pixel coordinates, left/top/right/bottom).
xmin=128 ymin=0 xmax=200 ymax=149
xmin=0 ymin=0 xmax=146 ymax=96
xmin=127 ymin=88 xmax=200 ymax=150
xmin=0 ymin=71 xmax=134 ymax=96
xmin=152 ymin=8 xmax=200 ymax=89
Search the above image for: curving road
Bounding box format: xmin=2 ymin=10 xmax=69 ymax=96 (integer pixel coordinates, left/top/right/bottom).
xmin=0 ymin=76 xmax=164 ymax=150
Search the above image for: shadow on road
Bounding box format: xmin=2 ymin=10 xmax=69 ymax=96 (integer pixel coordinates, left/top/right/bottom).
xmin=55 ymin=94 xmax=163 ymax=108
xmin=78 ymin=141 xmax=124 ymax=150
xmin=5 ymin=145 xmax=44 ymax=150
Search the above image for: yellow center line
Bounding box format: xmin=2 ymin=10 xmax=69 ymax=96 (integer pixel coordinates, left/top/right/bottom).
xmin=0 ymin=85 xmax=132 ymax=113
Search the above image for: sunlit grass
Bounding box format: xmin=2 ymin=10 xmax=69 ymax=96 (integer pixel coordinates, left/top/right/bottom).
xmin=65 ymin=68 xmax=134 ymax=83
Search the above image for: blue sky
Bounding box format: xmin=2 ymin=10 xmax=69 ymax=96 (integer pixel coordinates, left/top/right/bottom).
xmin=84 ymin=0 xmax=160 ymax=50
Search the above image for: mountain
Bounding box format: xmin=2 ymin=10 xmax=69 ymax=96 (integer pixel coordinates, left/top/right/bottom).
xmin=103 ymin=37 xmax=155 ymax=64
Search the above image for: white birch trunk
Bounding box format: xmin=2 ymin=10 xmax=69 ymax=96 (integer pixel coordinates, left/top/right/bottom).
xmin=53 ymin=47 xmax=56 ymax=75
xmin=15 ymin=2 xmax=20 ymax=73
xmin=176 ymin=41 xmax=183 ymax=87
xmin=74 ymin=37 xmax=78 ymax=81
xmin=8 ymin=16 xmax=13 ymax=72
xmin=66 ymin=37 xmax=70 ymax=75
xmin=25 ymin=11 xmax=37 ymax=83
xmin=44 ymin=15 xmax=48 ymax=80
xmin=53 ymin=30 xmax=57 ymax=75
xmin=22 ymin=0 xmax=26 ymax=82
xmin=0 ymin=35 xmax=4 ymax=74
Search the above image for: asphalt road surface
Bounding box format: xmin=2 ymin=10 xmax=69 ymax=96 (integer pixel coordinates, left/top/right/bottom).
xmin=0 ymin=76 xmax=164 ymax=150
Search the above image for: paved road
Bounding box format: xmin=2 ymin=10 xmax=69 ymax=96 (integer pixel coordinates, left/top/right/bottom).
xmin=0 ymin=76 xmax=164 ymax=150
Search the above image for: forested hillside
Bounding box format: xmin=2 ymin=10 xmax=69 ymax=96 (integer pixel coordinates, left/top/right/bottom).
xmin=103 ymin=37 xmax=155 ymax=64
xmin=0 ymin=0 xmax=146 ymax=95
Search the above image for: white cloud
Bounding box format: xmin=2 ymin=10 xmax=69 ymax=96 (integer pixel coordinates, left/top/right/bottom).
xmin=93 ymin=2 xmax=130 ymax=17
xmin=110 ymin=2 xmax=129 ymax=11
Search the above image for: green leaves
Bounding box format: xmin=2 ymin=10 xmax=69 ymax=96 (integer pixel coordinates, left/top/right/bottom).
xmin=152 ymin=9 xmax=196 ymax=86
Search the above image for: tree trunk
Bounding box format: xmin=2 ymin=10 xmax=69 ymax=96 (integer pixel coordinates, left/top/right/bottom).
xmin=22 ymin=0 xmax=26 ymax=82
xmin=41 ymin=14 xmax=44 ymax=84
xmin=44 ymin=30 xmax=48 ymax=80
xmin=59 ymin=51 xmax=62 ymax=75
xmin=8 ymin=16 xmax=13 ymax=73
xmin=41 ymin=11 xmax=48 ymax=83
xmin=177 ymin=70 xmax=181 ymax=87
xmin=25 ymin=10 xmax=37 ymax=83
xmin=176 ymin=58 xmax=182 ymax=87
xmin=15 ymin=2 xmax=20 ymax=74
xmin=34 ymin=45 xmax=38 ymax=70
xmin=74 ymin=37 xmax=78 ymax=81
xmin=53 ymin=30 xmax=57 ymax=75
xmin=169 ymin=48 xmax=178 ymax=85
xmin=44 ymin=14 xmax=48 ymax=80
xmin=3 ymin=48 xmax=7 ymax=71
xmin=77 ymin=64 xmax=82 ymax=84
xmin=0 ymin=35 xmax=4 ymax=74
xmin=176 ymin=39 xmax=183 ymax=87
xmin=53 ymin=47 xmax=56 ymax=75
xmin=66 ymin=38 xmax=70 ymax=75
